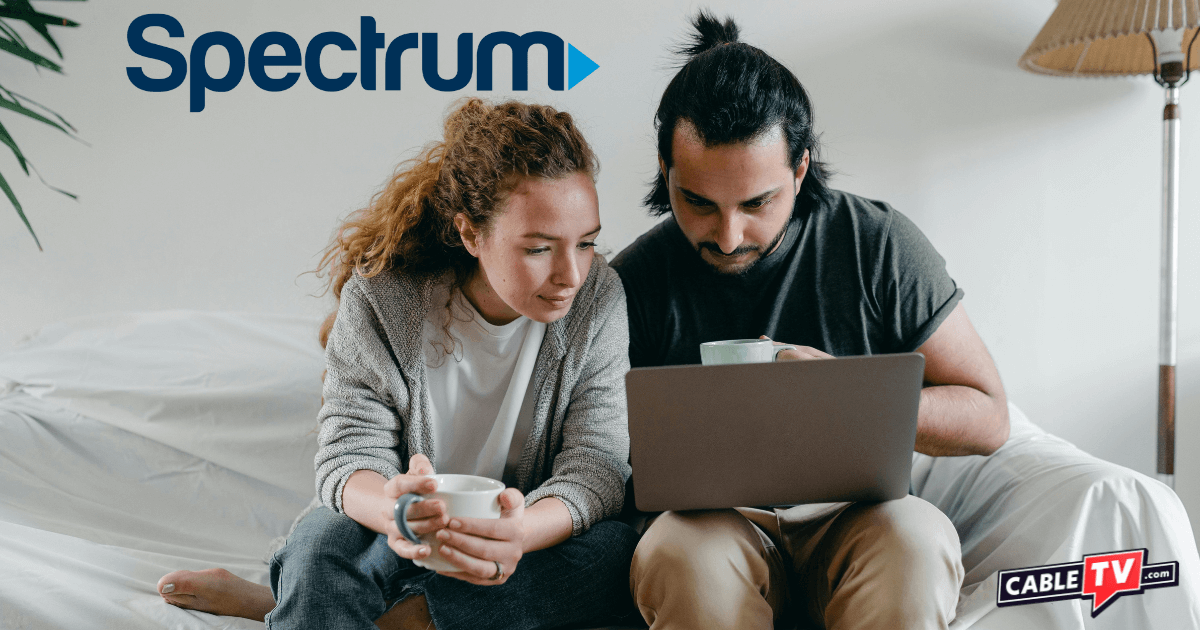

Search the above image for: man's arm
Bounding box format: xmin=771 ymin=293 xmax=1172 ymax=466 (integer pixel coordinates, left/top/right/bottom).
xmin=913 ymin=302 xmax=1008 ymax=456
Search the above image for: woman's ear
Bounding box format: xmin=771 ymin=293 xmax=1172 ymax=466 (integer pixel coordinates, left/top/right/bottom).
xmin=454 ymin=213 xmax=481 ymax=257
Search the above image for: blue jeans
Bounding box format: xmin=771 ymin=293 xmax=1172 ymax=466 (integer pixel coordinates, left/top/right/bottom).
xmin=265 ymin=506 xmax=640 ymax=630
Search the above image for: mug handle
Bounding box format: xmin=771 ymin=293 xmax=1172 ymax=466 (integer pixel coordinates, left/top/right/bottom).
xmin=772 ymin=344 xmax=799 ymax=361
xmin=393 ymin=494 xmax=425 ymax=544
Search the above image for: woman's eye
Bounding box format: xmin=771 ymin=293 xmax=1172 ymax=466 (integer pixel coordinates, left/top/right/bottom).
xmin=578 ymin=241 xmax=596 ymax=250
xmin=525 ymin=247 xmax=550 ymax=255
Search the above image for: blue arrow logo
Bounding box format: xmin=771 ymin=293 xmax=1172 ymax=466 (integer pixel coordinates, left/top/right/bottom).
xmin=568 ymin=44 xmax=598 ymax=89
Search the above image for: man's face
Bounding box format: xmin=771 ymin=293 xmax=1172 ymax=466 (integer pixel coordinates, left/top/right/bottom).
xmin=662 ymin=122 xmax=808 ymax=274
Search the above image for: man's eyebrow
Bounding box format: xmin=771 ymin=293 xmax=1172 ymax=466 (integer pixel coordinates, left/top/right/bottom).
xmin=522 ymin=225 xmax=602 ymax=240
xmin=677 ymin=186 xmax=782 ymax=206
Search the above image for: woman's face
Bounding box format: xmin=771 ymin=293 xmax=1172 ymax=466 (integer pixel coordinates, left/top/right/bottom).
xmin=457 ymin=172 xmax=601 ymax=325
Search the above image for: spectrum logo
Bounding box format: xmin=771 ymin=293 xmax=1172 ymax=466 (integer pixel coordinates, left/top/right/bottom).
xmin=997 ymin=549 xmax=1179 ymax=617
xmin=125 ymin=14 xmax=601 ymax=112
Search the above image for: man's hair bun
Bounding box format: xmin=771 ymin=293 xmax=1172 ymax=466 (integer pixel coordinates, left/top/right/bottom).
xmin=676 ymin=9 xmax=740 ymax=58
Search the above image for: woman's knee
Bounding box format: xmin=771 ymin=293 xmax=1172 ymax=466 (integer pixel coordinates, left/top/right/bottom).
xmin=528 ymin=519 xmax=639 ymax=581
xmin=584 ymin=519 xmax=640 ymax=557
xmin=276 ymin=506 xmax=374 ymax=568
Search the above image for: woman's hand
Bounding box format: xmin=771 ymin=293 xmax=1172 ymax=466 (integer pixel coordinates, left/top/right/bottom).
xmin=433 ymin=488 xmax=526 ymax=586
xmin=380 ymin=454 xmax=450 ymax=562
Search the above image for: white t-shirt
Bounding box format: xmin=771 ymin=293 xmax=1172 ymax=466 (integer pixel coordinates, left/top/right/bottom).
xmin=422 ymin=286 xmax=547 ymax=482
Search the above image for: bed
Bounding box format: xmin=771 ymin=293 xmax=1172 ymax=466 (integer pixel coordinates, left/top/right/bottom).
xmin=1 ymin=310 xmax=1197 ymax=629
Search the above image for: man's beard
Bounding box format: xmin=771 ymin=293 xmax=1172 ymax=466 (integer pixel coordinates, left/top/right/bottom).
xmin=696 ymin=220 xmax=789 ymax=276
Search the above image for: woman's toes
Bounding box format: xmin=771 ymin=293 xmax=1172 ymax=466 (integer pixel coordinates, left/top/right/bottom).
xmin=157 ymin=570 xmax=194 ymax=596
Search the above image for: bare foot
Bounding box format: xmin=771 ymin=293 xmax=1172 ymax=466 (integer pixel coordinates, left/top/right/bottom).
xmin=156 ymin=568 xmax=275 ymax=621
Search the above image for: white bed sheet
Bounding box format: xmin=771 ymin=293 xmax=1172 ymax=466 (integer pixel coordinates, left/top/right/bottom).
xmin=2 ymin=310 xmax=1198 ymax=629
xmin=914 ymin=404 xmax=1200 ymax=629
xmin=0 ymin=312 xmax=323 ymax=629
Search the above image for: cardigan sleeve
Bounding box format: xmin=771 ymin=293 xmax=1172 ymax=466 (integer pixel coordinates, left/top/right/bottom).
xmin=524 ymin=265 xmax=632 ymax=535
xmin=314 ymin=277 xmax=407 ymax=513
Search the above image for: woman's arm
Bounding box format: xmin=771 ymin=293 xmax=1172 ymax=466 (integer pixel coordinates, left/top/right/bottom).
xmin=342 ymin=455 xmax=456 ymax=562
xmin=315 ymin=278 xmax=409 ymax=513
xmin=521 ymin=497 xmax=572 ymax=553
xmin=524 ymin=264 xmax=633 ymax=535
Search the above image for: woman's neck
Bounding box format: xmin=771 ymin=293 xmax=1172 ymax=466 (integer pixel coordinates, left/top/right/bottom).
xmin=460 ymin=265 xmax=522 ymax=326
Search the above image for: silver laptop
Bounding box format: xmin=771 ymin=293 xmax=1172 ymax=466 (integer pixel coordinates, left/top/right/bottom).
xmin=625 ymin=353 xmax=924 ymax=511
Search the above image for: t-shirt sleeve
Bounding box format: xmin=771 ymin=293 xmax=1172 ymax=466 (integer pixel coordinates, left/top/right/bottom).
xmin=875 ymin=209 xmax=963 ymax=353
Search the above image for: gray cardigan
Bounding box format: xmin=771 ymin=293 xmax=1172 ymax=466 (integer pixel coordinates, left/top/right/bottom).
xmin=313 ymin=255 xmax=631 ymax=536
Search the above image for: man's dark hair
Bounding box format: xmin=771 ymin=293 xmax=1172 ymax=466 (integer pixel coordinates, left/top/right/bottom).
xmin=644 ymin=10 xmax=832 ymax=216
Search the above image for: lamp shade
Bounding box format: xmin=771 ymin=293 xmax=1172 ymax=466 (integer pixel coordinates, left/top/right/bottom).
xmin=1020 ymin=0 xmax=1199 ymax=76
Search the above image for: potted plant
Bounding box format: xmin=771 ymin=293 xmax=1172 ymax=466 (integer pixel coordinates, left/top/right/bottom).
xmin=1 ymin=0 xmax=84 ymax=251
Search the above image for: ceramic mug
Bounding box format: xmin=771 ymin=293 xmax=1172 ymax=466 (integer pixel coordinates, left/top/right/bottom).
xmin=699 ymin=338 xmax=799 ymax=365
xmin=393 ymin=473 xmax=504 ymax=571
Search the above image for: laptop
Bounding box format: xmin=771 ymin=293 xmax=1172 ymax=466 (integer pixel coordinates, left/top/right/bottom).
xmin=625 ymin=353 xmax=924 ymax=512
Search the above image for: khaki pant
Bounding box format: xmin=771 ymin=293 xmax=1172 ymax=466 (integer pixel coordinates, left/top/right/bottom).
xmin=629 ymin=496 xmax=964 ymax=630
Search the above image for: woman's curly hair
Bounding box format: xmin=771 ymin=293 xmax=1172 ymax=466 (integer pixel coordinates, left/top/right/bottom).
xmin=313 ymin=98 xmax=598 ymax=349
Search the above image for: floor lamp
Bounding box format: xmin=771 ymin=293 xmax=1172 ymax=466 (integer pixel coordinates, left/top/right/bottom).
xmin=1019 ymin=1 xmax=1197 ymax=489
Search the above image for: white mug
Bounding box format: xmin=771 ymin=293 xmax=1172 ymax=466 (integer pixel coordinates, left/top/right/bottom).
xmin=393 ymin=474 xmax=504 ymax=571
xmin=699 ymin=338 xmax=799 ymax=365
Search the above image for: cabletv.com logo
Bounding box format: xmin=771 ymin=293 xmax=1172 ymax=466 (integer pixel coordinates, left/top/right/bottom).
xmin=125 ymin=14 xmax=601 ymax=112
xmin=997 ymin=549 xmax=1179 ymax=617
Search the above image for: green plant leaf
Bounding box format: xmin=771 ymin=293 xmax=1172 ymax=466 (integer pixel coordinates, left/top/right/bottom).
xmin=7 ymin=89 xmax=74 ymax=132
xmin=0 ymin=93 xmax=70 ymax=134
xmin=0 ymin=2 xmax=79 ymax=59
xmin=0 ymin=120 xmax=30 ymax=174
xmin=0 ymin=36 xmax=60 ymax=71
xmin=0 ymin=7 xmax=79 ymax=29
xmin=0 ymin=20 xmax=31 ymax=50
xmin=0 ymin=168 xmax=41 ymax=251
xmin=1 ymin=0 xmax=86 ymax=250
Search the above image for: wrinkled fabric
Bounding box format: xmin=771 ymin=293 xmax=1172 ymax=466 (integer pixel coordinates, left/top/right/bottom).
xmin=913 ymin=402 xmax=1200 ymax=629
xmin=2 ymin=312 xmax=1197 ymax=630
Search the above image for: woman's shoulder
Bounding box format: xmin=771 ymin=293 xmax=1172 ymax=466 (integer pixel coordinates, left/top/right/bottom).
xmin=577 ymin=255 xmax=626 ymax=317
xmin=334 ymin=268 xmax=449 ymax=360
xmin=549 ymin=255 xmax=626 ymax=349
xmin=342 ymin=267 xmax=450 ymax=318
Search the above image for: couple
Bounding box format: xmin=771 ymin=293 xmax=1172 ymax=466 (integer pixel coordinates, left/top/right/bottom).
xmin=158 ymin=12 xmax=1009 ymax=630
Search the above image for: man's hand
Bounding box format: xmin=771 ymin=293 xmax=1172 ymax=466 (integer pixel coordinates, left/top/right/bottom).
xmin=380 ymin=454 xmax=450 ymax=561
xmin=760 ymin=335 xmax=833 ymax=361
xmin=433 ymin=488 xmax=527 ymax=586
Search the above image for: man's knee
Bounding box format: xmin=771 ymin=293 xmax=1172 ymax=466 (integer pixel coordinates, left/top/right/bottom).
xmin=631 ymin=510 xmax=779 ymax=629
xmin=838 ymin=495 xmax=964 ymax=596
xmin=633 ymin=510 xmax=767 ymax=582
xmin=860 ymin=496 xmax=960 ymax=564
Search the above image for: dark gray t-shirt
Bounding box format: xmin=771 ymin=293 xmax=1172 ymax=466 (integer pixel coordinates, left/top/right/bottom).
xmin=611 ymin=189 xmax=962 ymax=367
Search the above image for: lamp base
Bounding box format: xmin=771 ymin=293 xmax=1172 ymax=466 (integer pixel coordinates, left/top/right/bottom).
xmin=1157 ymin=473 xmax=1175 ymax=490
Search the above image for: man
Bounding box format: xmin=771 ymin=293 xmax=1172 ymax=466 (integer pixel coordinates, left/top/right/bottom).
xmin=611 ymin=12 xmax=1010 ymax=630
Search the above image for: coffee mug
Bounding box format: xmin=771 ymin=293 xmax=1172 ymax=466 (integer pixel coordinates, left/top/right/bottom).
xmin=394 ymin=474 xmax=505 ymax=571
xmin=699 ymin=338 xmax=799 ymax=365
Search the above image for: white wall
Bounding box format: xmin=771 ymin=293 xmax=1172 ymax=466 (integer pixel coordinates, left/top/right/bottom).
xmin=2 ymin=1 xmax=1197 ymax=529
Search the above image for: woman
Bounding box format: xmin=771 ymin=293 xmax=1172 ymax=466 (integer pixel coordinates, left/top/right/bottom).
xmin=156 ymin=98 xmax=638 ymax=630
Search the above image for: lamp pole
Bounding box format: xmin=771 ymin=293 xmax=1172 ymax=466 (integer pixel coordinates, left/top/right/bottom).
xmin=1157 ymin=60 xmax=1182 ymax=489
xmin=1020 ymin=4 xmax=1195 ymax=491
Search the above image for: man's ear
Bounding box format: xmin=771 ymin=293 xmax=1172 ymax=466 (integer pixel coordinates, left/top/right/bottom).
xmin=454 ymin=213 xmax=481 ymax=257
xmin=793 ymin=149 xmax=810 ymax=193
xmin=658 ymin=156 xmax=669 ymax=186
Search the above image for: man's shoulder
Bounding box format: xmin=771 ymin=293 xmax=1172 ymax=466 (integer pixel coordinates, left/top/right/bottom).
xmin=814 ymin=188 xmax=899 ymax=239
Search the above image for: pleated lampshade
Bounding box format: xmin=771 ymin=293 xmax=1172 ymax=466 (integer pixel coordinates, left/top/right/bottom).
xmin=1020 ymin=0 xmax=1200 ymax=76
